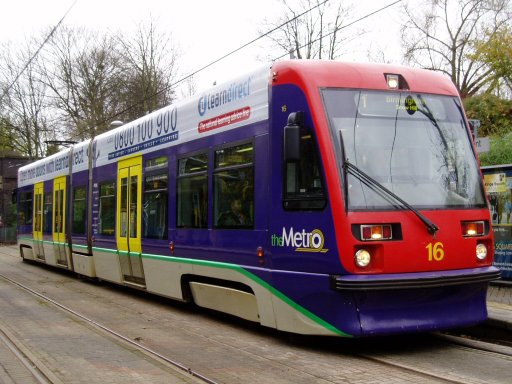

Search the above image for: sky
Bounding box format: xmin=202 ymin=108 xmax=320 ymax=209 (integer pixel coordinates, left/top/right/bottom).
xmin=0 ymin=0 xmax=406 ymax=95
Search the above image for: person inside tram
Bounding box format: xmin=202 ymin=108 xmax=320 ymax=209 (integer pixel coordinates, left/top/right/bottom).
xmin=217 ymin=198 xmax=250 ymax=227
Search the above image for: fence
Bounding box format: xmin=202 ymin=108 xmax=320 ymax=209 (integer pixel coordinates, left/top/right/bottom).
xmin=0 ymin=227 xmax=16 ymax=244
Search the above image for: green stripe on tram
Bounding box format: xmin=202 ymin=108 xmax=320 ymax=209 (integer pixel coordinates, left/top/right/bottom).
xmin=17 ymin=237 xmax=350 ymax=336
xmin=141 ymin=252 xmax=351 ymax=337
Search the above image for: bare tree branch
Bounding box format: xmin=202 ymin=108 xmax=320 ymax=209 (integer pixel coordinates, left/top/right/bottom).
xmin=260 ymin=0 xmax=355 ymax=60
xmin=401 ymin=0 xmax=512 ymax=98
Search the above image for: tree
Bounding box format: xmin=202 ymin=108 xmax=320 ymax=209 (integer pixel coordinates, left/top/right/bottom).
xmin=464 ymin=93 xmax=512 ymax=165
xmin=401 ymin=0 xmax=512 ymax=98
xmin=0 ymin=39 xmax=55 ymax=159
xmin=117 ymin=19 xmax=179 ymax=122
xmin=261 ymin=0 xmax=356 ymax=60
xmin=471 ymin=25 xmax=512 ymax=96
xmin=464 ymin=93 xmax=512 ymax=137
xmin=41 ymin=22 xmax=180 ymax=141
xmin=0 ymin=19 xmax=182 ymax=155
xmin=180 ymin=76 xmax=197 ymax=99
xmin=0 ymin=116 xmax=15 ymax=153
xmin=40 ymin=27 xmax=126 ymax=141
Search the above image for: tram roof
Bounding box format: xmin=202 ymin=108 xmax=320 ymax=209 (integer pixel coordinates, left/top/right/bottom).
xmin=18 ymin=60 xmax=460 ymax=188
xmin=271 ymin=60 xmax=459 ymax=96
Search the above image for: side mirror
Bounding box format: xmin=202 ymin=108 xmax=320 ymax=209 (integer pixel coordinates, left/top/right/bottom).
xmin=11 ymin=189 xmax=17 ymax=204
xmin=468 ymin=119 xmax=481 ymax=139
xmin=284 ymin=111 xmax=304 ymax=161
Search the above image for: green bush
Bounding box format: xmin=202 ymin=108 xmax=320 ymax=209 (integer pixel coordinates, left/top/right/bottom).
xmin=464 ymin=94 xmax=512 ymax=137
xmin=478 ymin=133 xmax=512 ymax=166
xmin=464 ymin=94 xmax=512 ymax=166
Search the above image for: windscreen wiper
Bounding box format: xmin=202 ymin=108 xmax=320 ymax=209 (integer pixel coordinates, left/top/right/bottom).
xmin=343 ymin=160 xmax=439 ymax=236
xmin=416 ymin=96 xmax=449 ymax=151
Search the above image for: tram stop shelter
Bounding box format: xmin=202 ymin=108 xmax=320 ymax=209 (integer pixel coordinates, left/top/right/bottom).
xmin=482 ymin=164 xmax=512 ymax=281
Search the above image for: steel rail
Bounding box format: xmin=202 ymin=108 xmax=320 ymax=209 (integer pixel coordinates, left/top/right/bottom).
xmin=0 ymin=272 xmax=219 ymax=384
xmin=0 ymin=326 xmax=54 ymax=384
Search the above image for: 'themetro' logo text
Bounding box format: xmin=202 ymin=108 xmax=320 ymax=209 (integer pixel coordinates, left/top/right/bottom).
xmin=271 ymin=227 xmax=328 ymax=253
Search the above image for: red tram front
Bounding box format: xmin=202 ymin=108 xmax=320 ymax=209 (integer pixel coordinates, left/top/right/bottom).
xmin=268 ymin=61 xmax=500 ymax=335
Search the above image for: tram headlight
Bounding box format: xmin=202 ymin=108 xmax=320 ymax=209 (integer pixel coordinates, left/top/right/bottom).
xmin=355 ymin=249 xmax=371 ymax=268
xmin=476 ymin=243 xmax=487 ymax=260
xmin=386 ymin=74 xmax=399 ymax=89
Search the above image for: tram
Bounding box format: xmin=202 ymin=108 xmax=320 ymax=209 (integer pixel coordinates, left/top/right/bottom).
xmin=16 ymin=60 xmax=500 ymax=337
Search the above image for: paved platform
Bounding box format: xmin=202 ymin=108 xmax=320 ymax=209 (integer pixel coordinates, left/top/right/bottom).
xmin=0 ymin=276 xmax=200 ymax=384
xmin=487 ymin=280 xmax=512 ymax=331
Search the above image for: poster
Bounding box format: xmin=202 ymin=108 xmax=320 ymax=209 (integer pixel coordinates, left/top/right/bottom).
xmin=482 ymin=166 xmax=512 ymax=280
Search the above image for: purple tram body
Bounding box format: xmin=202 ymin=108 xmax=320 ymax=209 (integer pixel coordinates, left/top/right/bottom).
xmin=17 ymin=60 xmax=500 ymax=336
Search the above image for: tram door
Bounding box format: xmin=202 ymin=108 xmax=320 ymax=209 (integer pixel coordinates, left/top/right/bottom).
xmin=33 ymin=182 xmax=45 ymax=260
xmin=117 ymin=156 xmax=145 ymax=286
xmin=53 ymin=176 xmax=68 ymax=266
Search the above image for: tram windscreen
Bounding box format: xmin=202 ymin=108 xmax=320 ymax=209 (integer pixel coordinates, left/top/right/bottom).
xmin=322 ymin=89 xmax=486 ymax=210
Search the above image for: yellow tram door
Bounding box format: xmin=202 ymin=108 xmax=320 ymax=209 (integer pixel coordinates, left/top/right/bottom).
xmin=117 ymin=156 xmax=145 ymax=287
xmin=53 ymin=176 xmax=68 ymax=266
xmin=33 ymin=182 xmax=45 ymax=260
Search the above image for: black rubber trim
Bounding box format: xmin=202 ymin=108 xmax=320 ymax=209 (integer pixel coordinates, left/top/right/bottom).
xmin=330 ymin=268 xmax=501 ymax=291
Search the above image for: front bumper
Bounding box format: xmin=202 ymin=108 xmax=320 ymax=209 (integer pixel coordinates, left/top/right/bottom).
xmin=330 ymin=266 xmax=501 ymax=291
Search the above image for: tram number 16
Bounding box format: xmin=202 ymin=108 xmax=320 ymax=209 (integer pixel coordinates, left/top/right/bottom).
xmin=426 ymin=241 xmax=445 ymax=262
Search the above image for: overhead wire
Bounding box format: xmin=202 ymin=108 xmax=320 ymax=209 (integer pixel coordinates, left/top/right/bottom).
xmin=2 ymin=0 xmax=403 ymax=137
xmin=273 ymin=0 xmax=403 ymax=61
xmin=89 ymin=0 xmax=330 ymax=129
xmin=0 ymin=0 xmax=79 ymax=105
xmin=98 ymin=0 xmax=403 ymax=131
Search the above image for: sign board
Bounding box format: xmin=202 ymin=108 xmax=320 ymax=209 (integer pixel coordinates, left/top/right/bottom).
xmin=474 ymin=136 xmax=490 ymax=153
xmin=482 ymin=165 xmax=512 ymax=280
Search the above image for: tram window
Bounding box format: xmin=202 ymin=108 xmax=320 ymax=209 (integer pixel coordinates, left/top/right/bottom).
xmin=72 ymin=186 xmax=87 ymax=234
xmin=177 ymin=153 xmax=208 ymax=228
xmin=283 ymin=129 xmax=326 ymax=210
xmin=146 ymin=156 xmax=168 ymax=171
xmin=99 ymin=182 xmax=115 ymax=236
xmin=143 ymin=173 xmax=168 ymax=239
xmin=43 ymin=192 xmax=52 ymax=233
xmin=53 ymin=186 xmax=67 ymax=234
xmin=214 ymin=142 xmax=254 ymax=229
xmin=18 ymin=191 xmax=33 ymax=226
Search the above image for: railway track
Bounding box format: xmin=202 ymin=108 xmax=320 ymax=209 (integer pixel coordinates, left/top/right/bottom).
xmin=287 ymin=330 xmax=512 ymax=384
xmin=0 ymin=271 xmax=218 ymax=384
xmin=441 ymin=324 xmax=512 ymax=350
xmin=0 ymin=246 xmax=511 ymax=384
xmin=0 ymin=324 xmax=53 ymax=384
xmin=358 ymin=337 xmax=512 ymax=384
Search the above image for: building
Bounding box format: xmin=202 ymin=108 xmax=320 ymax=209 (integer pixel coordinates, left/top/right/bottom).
xmin=0 ymin=151 xmax=30 ymax=242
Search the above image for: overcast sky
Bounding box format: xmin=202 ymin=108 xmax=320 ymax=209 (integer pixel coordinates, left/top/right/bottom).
xmin=0 ymin=0 xmax=405 ymax=93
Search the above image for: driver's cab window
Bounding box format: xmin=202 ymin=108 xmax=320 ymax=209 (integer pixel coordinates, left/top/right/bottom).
xmin=284 ymin=124 xmax=326 ymax=210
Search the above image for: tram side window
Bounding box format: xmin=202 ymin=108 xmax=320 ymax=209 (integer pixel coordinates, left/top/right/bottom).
xmin=284 ymin=128 xmax=326 ymax=210
xmin=54 ymin=189 xmax=64 ymax=234
xmin=18 ymin=191 xmax=33 ymax=226
xmin=43 ymin=192 xmax=52 ymax=233
xmin=99 ymin=182 xmax=115 ymax=236
xmin=72 ymin=186 xmax=87 ymax=234
xmin=177 ymin=153 xmax=208 ymax=228
xmin=214 ymin=142 xmax=254 ymax=229
xmin=143 ymin=156 xmax=168 ymax=239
